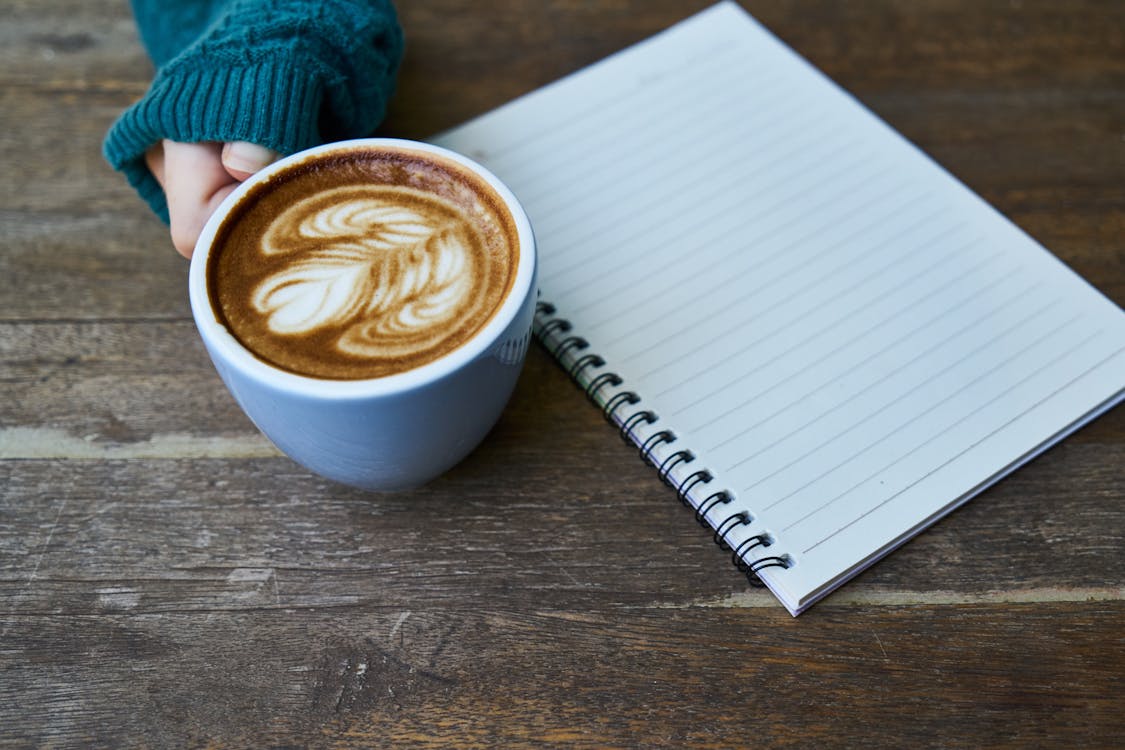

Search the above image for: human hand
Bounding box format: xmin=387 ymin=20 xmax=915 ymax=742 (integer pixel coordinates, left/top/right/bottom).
xmin=145 ymin=140 xmax=280 ymax=258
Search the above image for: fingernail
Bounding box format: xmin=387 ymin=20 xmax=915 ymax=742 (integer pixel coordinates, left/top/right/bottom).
xmin=223 ymin=142 xmax=279 ymax=174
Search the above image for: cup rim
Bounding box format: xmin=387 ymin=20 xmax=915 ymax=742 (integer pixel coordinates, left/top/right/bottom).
xmin=188 ymin=137 xmax=536 ymax=398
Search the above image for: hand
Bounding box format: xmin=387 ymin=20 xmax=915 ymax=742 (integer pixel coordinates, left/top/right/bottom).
xmin=145 ymin=140 xmax=280 ymax=258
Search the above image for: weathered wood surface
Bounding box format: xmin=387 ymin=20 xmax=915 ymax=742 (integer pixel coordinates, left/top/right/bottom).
xmin=2 ymin=0 xmax=1123 ymax=747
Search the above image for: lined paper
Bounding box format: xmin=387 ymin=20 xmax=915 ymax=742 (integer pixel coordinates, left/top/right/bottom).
xmin=435 ymin=2 xmax=1125 ymax=615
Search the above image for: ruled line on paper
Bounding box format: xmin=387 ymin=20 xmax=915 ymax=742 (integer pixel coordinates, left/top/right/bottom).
xmin=616 ymin=191 xmax=937 ymax=385
xmin=738 ymin=293 xmax=1065 ymax=497
xmin=701 ymin=276 xmax=1047 ymax=461
xmin=481 ymin=30 xmax=790 ymax=172
xmin=481 ymin=37 xmax=745 ymax=165
xmin=596 ymin=159 xmax=908 ymax=319
xmin=506 ymin=52 xmax=794 ymax=213
xmin=642 ymin=208 xmax=964 ymax=399
xmin=766 ymin=312 xmax=1088 ymax=522
xmin=567 ymin=167 xmax=902 ymax=347
xmin=528 ymin=89 xmax=822 ymax=262
xmin=674 ymin=238 xmax=1004 ymax=438
xmin=800 ymin=338 xmax=1123 ymax=554
xmin=584 ymin=165 xmax=907 ymax=350
xmin=547 ymin=124 xmax=862 ymax=299
xmin=539 ymin=106 xmax=847 ymax=286
xmin=648 ymin=219 xmax=970 ymax=410
xmin=515 ymin=57 xmax=810 ymax=192
xmin=511 ymin=71 xmax=764 ymax=213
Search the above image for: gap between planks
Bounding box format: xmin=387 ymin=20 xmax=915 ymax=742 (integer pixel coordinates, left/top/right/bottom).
xmin=662 ymin=585 xmax=1125 ymax=609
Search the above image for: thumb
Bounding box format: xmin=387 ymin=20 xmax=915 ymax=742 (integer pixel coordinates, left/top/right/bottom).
xmin=221 ymin=141 xmax=281 ymax=181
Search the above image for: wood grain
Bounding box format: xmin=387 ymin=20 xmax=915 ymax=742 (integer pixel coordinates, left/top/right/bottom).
xmin=1 ymin=0 xmax=1122 ymax=747
xmin=2 ymin=605 xmax=1121 ymax=748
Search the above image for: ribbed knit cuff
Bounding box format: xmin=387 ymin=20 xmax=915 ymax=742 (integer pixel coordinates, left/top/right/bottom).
xmin=104 ymin=58 xmax=327 ymax=223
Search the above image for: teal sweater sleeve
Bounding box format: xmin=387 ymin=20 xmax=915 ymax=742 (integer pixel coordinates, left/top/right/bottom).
xmin=103 ymin=0 xmax=404 ymax=222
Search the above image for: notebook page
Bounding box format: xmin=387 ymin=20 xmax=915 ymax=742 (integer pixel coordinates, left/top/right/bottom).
xmin=435 ymin=2 xmax=1125 ymax=615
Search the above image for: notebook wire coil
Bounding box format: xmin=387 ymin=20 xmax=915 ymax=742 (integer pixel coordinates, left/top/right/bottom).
xmin=533 ymin=299 xmax=792 ymax=587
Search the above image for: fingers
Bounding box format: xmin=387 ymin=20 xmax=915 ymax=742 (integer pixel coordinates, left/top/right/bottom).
xmin=161 ymin=140 xmax=239 ymax=258
xmin=222 ymin=141 xmax=280 ymax=181
xmin=149 ymin=140 xmax=280 ymax=258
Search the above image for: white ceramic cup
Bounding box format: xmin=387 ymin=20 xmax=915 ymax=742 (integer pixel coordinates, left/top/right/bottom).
xmin=188 ymin=138 xmax=537 ymax=491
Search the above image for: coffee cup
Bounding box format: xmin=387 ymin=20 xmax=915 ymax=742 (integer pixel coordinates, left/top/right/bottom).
xmin=188 ymin=138 xmax=537 ymax=490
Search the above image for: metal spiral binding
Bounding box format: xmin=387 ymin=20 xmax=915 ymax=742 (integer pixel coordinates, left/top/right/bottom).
xmin=539 ymin=318 xmax=572 ymax=340
xmin=553 ymin=335 xmax=588 ymax=361
xmin=585 ymin=371 xmax=622 ymax=402
xmin=747 ymin=556 xmax=792 ymax=576
xmin=569 ymin=353 xmax=605 ymax=381
xmin=639 ymin=430 xmax=675 ymax=466
xmin=675 ymin=470 xmax=711 ymax=505
xmin=603 ymin=391 xmax=639 ymax=421
xmin=732 ymin=533 xmax=771 ymax=565
xmin=713 ymin=510 xmax=752 ymax=550
xmin=659 ymin=452 xmax=697 ymax=486
xmin=619 ymin=410 xmax=656 ymax=443
xmin=694 ymin=490 xmax=732 ymax=526
xmin=531 ymin=298 xmax=793 ymax=586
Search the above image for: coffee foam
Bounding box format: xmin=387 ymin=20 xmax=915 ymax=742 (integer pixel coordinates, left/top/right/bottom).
xmin=208 ymin=149 xmax=519 ymax=380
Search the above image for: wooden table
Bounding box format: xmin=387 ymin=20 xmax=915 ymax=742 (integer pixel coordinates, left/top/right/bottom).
xmin=3 ymin=1 xmax=1122 ymax=746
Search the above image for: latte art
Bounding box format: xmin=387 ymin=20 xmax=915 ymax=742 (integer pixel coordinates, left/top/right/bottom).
xmin=207 ymin=147 xmax=519 ymax=380
xmin=251 ymin=187 xmax=486 ymax=359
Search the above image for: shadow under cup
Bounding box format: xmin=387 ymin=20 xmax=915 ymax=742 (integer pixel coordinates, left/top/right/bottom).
xmin=188 ymin=138 xmax=538 ymax=491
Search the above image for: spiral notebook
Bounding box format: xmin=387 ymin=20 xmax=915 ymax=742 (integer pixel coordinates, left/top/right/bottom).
xmin=434 ymin=1 xmax=1125 ymax=615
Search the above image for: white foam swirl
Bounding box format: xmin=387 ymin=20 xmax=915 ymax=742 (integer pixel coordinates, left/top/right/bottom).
xmin=251 ymin=187 xmax=486 ymax=358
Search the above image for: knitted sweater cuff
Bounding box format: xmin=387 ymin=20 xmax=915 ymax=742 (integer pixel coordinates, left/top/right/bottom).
xmin=103 ymin=58 xmax=327 ymax=223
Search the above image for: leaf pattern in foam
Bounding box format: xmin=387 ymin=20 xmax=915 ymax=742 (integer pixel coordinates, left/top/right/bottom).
xmin=251 ymin=188 xmax=482 ymax=356
xmin=251 ymin=245 xmax=374 ymax=334
xmin=339 ymin=229 xmax=474 ymax=356
xmin=263 ymin=193 xmax=437 ymax=255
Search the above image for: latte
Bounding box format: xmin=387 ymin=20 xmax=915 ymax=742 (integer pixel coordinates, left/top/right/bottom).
xmin=207 ymin=146 xmax=520 ymax=379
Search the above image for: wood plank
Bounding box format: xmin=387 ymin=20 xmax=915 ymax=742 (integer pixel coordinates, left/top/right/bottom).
xmin=0 ymin=0 xmax=149 ymax=90
xmin=7 ymin=318 xmax=1123 ymax=440
xmin=0 ymin=87 xmax=149 ymax=216
xmin=0 ymin=216 xmax=188 ymax=322
xmin=0 ymin=321 xmax=246 ymax=438
xmin=2 ymin=435 xmax=1121 ymax=615
xmin=1 ymin=603 xmax=1121 ymax=748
